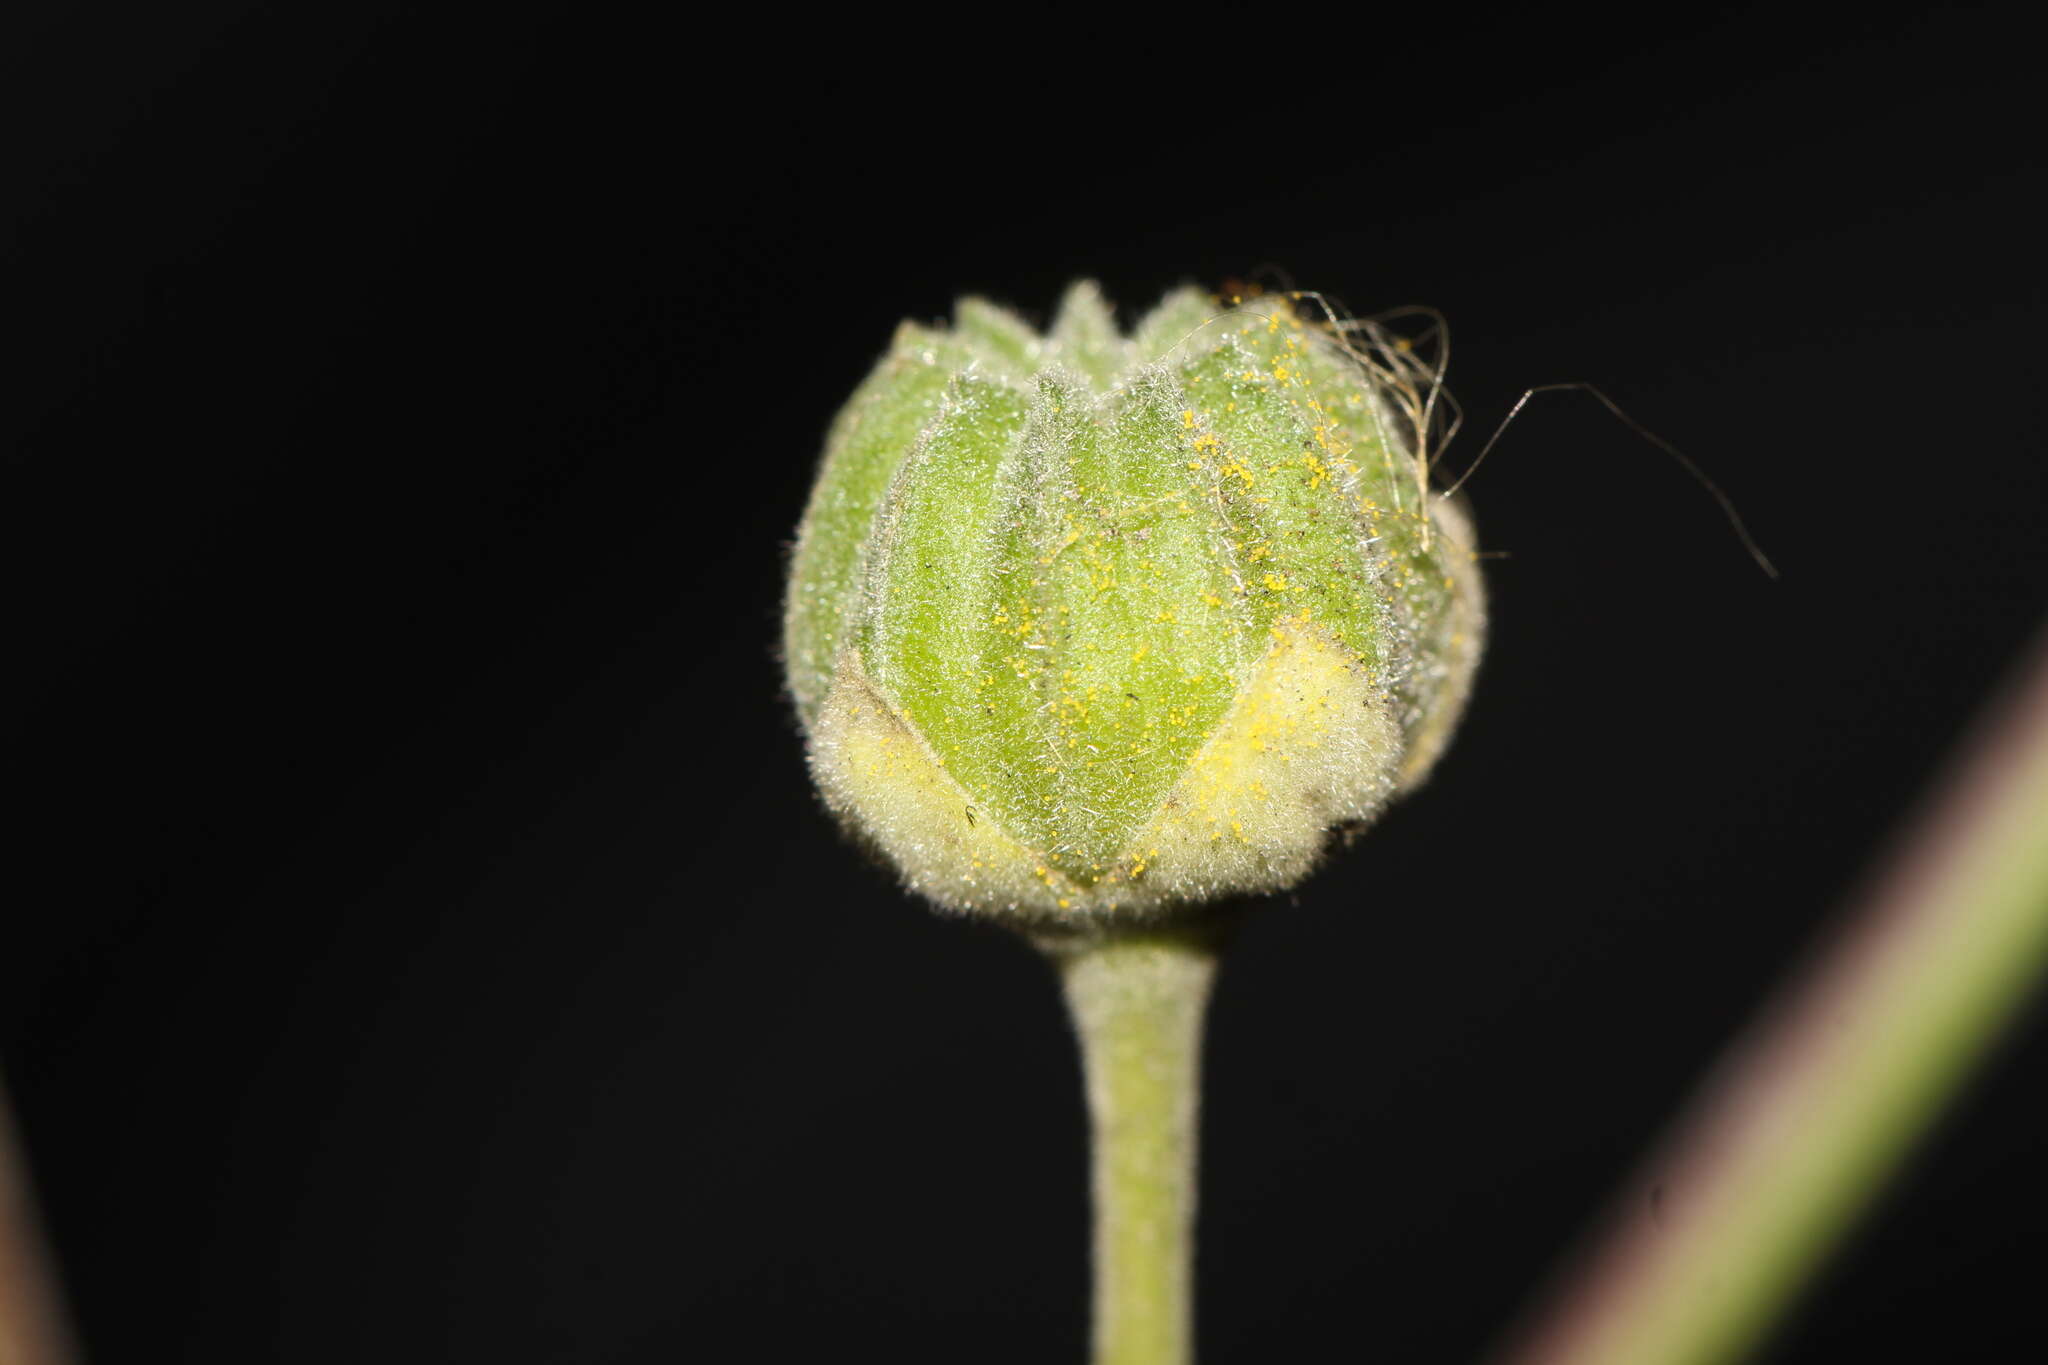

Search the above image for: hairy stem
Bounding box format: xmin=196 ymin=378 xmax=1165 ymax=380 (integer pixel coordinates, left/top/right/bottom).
xmin=1054 ymin=931 xmax=1218 ymax=1365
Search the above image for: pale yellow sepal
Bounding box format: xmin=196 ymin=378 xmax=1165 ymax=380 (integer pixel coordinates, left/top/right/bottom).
xmin=810 ymin=618 xmax=1400 ymax=921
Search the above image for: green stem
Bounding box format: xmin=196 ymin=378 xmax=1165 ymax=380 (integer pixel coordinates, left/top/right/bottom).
xmin=1493 ymin=626 xmax=2048 ymax=1365
xmin=1053 ymin=931 xmax=1218 ymax=1365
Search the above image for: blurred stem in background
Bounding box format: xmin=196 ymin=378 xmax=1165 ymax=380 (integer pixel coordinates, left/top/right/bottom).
xmin=1492 ymin=623 xmax=2048 ymax=1365
xmin=0 ymin=1081 xmax=74 ymax=1365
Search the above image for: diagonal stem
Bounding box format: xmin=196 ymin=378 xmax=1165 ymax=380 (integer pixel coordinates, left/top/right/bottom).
xmin=1490 ymin=624 xmax=2048 ymax=1365
xmin=0 ymin=1078 xmax=76 ymax=1365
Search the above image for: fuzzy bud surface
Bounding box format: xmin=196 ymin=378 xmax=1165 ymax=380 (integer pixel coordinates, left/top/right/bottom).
xmin=784 ymin=283 xmax=1484 ymax=923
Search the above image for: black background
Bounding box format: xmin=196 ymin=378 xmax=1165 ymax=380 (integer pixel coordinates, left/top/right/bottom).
xmin=8 ymin=6 xmax=2045 ymax=1362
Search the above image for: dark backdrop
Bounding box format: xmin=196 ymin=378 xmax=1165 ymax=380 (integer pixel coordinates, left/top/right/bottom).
xmin=8 ymin=6 xmax=2045 ymax=1362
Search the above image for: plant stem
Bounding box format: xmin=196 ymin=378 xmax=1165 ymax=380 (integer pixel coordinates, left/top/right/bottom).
xmin=0 ymin=1078 xmax=75 ymax=1365
xmin=1492 ymin=625 xmax=2048 ymax=1365
xmin=1053 ymin=930 xmax=1218 ymax=1365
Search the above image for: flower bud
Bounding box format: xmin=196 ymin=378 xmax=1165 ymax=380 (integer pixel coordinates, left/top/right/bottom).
xmin=784 ymin=283 xmax=1484 ymax=923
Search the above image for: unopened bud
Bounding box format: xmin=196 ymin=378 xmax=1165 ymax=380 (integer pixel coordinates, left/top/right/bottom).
xmin=784 ymin=282 xmax=1484 ymax=923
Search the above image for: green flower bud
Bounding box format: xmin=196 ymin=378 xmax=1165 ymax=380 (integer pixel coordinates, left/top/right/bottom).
xmin=784 ymin=283 xmax=1484 ymax=923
